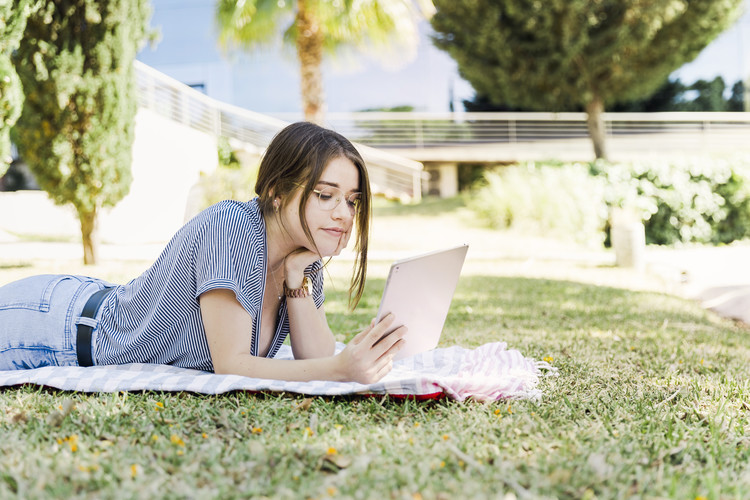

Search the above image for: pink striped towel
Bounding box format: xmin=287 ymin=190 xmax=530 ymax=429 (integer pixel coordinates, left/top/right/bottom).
xmin=0 ymin=342 xmax=556 ymax=401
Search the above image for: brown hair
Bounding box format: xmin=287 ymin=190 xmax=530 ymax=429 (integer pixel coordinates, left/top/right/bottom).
xmin=255 ymin=122 xmax=371 ymax=308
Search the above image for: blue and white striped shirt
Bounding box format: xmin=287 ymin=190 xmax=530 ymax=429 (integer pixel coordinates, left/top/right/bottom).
xmin=94 ymin=198 xmax=325 ymax=371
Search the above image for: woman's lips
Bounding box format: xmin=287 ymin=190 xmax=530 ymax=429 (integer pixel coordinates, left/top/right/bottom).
xmin=323 ymin=227 xmax=345 ymax=238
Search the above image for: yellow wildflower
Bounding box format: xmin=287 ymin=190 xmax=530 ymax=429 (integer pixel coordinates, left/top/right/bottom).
xmin=130 ymin=464 xmax=138 ymax=478
xmin=327 ymin=447 xmax=337 ymax=455
xmin=65 ymin=435 xmax=79 ymax=452
xmin=252 ymin=427 xmax=263 ymax=434
xmin=543 ymin=356 xmax=554 ymax=364
xmin=170 ymin=434 xmax=185 ymax=447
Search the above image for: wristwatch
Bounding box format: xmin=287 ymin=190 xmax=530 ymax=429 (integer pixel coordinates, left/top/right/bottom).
xmin=283 ymin=276 xmax=311 ymax=299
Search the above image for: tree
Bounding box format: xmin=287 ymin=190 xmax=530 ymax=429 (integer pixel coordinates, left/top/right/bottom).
xmin=0 ymin=0 xmax=39 ymax=174
xmin=215 ymin=0 xmax=435 ymax=124
xmin=728 ymin=80 xmax=745 ymax=111
xmin=12 ymin=0 xmax=150 ymax=264
xmin=431 ymin=0 xmax=744 ymax=160
xmin=611 ymin=78 xmax=688 ymax=112
xmin=685 ymin=77 xmax=728 ymax=111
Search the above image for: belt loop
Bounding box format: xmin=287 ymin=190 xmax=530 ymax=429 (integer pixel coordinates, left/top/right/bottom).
xmin=76 ymin=287 xmax=113 ymax=367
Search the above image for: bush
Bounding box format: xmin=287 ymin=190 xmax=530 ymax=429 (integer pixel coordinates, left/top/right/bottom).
xmin=468 ymin=157 xmax=750 ymax=247
xmin=468 ymin=162 xmax=608 ymax=247
xmin=592 ymin=157 xmax=750 ymax=245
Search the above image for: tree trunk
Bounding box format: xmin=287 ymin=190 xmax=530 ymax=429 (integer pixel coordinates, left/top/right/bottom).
xmin=296 ymin=0 xmax=325 ymax=125
xmin=585 ymin=96 xmax=608 ymax=160
xmin=78 ymin=207 xmax=98 ymax=265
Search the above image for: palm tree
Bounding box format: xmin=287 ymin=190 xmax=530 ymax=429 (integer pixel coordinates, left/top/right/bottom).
xmin=216 ymin=0 xmax=434 ymax=124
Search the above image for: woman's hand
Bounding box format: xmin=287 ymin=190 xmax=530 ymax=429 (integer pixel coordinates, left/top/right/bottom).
xmin=284 ymin=229 xmax=351 ymax=286
xmin=283 ymin=248 xmax=320 ymax=288
xmin=333 ymin=227 xmax=351 ymax=256
xmin=335 ymin=314 xmax=406 ymax=384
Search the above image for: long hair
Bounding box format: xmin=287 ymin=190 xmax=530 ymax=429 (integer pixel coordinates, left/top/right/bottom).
xmin=255 ymin=122 xmax=371 ymax=309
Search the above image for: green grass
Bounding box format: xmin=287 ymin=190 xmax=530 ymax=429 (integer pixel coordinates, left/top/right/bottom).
xmin=2 ymin=202 xmax=750 ymax=499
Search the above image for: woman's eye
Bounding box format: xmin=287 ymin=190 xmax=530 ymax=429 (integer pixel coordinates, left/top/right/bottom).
xmin=317 ymin=192 xmax=334 ymax=201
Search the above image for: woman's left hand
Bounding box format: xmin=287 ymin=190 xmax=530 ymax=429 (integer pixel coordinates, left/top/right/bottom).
xmin=283 ymin=248 xmax=320 ymax=288
xmin=333 ymin=228 xmax=351 ymax=256
xmin=284 ymin=229 xmax=350 ymax=286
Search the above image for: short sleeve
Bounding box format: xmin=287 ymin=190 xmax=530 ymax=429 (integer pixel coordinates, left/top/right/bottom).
xmin=193 ymin=203 xmax=263 ymax=314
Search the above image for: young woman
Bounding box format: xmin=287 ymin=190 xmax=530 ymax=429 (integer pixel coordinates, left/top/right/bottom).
xmin=0 ymin=122 xmax=406 ymax=383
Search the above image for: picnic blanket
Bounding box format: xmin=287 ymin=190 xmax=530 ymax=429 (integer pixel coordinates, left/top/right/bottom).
xmin=0 ymin=342 xmax=555 ymax=401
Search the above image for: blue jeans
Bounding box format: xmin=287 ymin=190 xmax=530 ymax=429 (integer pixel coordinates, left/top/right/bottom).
xmin=0 ymin=275 xmax=110 ymax=370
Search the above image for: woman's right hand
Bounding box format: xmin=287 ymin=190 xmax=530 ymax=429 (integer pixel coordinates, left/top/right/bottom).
xmin=335 ymin=314 xmax=406 ymax=384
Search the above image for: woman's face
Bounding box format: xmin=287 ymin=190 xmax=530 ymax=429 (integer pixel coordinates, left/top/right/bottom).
xmin=282 ymin=156 xmax=361 ymax=257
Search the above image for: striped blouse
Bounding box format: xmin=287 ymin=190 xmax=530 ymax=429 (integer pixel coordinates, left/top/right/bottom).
xmin=94 ymin=198 xmax=325 ymax=371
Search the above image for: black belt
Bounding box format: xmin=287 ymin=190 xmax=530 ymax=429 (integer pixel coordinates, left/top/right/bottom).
xmin=76 ymin=287 xmax=113 ymax=367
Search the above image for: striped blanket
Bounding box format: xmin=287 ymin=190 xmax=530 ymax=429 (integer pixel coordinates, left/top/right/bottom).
xmin=0 ymin=342 xmax=555 ymax=401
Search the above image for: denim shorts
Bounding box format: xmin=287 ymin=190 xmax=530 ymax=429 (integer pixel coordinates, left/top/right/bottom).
xmin=0 ymin=275 xmax=110 ymax=370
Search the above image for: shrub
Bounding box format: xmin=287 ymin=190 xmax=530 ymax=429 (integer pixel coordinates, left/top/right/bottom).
xmin=468 ymin=162 xmax=608 ymax=247
xmin=468 ymin=157 xmax=750 ymax=247
xmin=592 ymin=157 xmax=750 ymax=245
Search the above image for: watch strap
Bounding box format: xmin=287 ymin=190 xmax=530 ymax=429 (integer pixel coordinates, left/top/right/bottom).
xmin=284 ymin=276 xmax=311 ymax=298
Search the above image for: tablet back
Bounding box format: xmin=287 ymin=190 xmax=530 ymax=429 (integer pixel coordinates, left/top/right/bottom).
xmin=375 ymin=244 xmax=468 ymax=360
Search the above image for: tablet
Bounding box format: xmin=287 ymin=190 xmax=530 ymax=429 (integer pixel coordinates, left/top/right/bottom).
xmin=375 ymin=244 xmax=469 ymax=360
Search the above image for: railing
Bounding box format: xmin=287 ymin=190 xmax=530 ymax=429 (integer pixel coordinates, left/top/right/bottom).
xmin=134 ymin=61 xmax=425 ymax=201
xmin=310 ymin=111 xmax=750 ymax=149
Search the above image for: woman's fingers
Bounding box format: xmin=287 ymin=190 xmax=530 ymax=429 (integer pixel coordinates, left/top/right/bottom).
xmin=339 ymin=314 xmax=406 ymax=383
xmin=363 ymin=314 xmax=406 ymax=353
xmin=336 ymin=229 xmax=352 ymax=254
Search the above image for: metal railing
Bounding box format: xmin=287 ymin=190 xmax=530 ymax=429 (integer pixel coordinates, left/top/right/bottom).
xmin=134 ymin=61 xmax=425 ymax=200
xmin=313 ymin=111 xmax=750 ymax=149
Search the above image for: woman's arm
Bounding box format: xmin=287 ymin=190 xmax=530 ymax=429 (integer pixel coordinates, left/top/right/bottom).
xmin=199 ymin=288 xmax=405 ymax=383
xmin=282 ymin=248 xmax=337 ymax=360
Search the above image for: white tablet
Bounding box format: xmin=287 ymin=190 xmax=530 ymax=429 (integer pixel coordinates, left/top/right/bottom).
xmin=375 ymin=244 xmax=469 ymax=360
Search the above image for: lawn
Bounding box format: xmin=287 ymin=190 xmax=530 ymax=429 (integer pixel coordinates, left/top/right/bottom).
xmin=1 ymin=198 xmax=749 ymax=499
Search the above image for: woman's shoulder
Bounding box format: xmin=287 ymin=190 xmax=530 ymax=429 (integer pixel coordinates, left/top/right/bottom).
xmin=193 ymin=199 xmax=262 ymax=229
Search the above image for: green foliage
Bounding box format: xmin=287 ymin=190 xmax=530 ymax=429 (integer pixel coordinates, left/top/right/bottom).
xmin=592 ymin=158 xmax=750 ymax=245
xmin=431 ymin=0 xmax=744 ymax=111
xmin=199 ymin=138 xmax=257 ymax=209
xmin=215 ymin=0 xmax=430 ymax=122
xmin=468 ymin=162 xmax=608 ymax=247
xmin=0 ymin=0 xmax=39 ymax=172
xmin=197 ymin=161 xmax=259 ymax=211
xmin=217 ymin=136 xmax=240 ymax=169
xmin=468 ymin=76 xmax=748 ymax=112
xmin=728 ymin=81 xmax=746 ymax=111
xmin=11 ymin=0 xmax=151 ymax=263
xmin=431 ymin=0 xmax=743 ymax=158
xmin=215 ymin=0 xmax=425 ymax=58
xmin=470 ymin=158 xmax=750 ymax=247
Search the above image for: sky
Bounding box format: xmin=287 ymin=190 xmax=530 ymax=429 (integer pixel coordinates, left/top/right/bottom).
xmin=136 ymin=0 xmax=750 ymax=114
